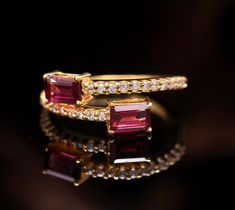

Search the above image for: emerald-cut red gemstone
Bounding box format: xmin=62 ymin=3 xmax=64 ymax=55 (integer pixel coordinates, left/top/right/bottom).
xmin=44 ymin=145 xmax=81 ymax=182
xmin=45 ymin=74 xmax=82 ymax=104
xmin=110 ymin=99 xmax=151 ymax=134
xmin=109 ymin=133 xmax=150 ymax=163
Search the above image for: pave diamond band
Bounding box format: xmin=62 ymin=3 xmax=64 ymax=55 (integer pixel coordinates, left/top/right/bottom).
xmin=88 ymin=75 xmax=187 ymax=95
xmin=43 ymin=71 xmax=188 ymax=106
xmin=40 ymin=92 xmax=171 ymax=134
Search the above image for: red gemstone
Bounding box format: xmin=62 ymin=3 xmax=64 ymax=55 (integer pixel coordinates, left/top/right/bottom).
xmin=45 ymin=74 xmax=82 ymax=104
xmin=110 ymin=99 xmax=151 ymax=134
xmin=44 ymin=145 xmax=81 ymax=182
xmin=109 ymin=133 xmax=150 ymax=163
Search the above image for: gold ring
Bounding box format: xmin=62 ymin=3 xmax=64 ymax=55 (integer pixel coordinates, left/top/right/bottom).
xmin=43 ymin=71 xmax=188 ymax=105
xmin=40 ymin=92 xmax=172 ymax=134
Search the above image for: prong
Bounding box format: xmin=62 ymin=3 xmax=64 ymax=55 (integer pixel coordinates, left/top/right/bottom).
xmin=76 ymin=100 xmax=81 ymax=106
xmin=108 ymin=129 xmax=115 ymax=136
xmin=74 ymin=76 xmax=81 ymax=81
xmin=147 ymin=127 xmax=152 ymax=133
xmin=43 ymin=73 xmax=48 ymax=80
xmin=147 ymin=102 xmax=152 ymax=109
xmin=73 ymin=173 xmax=90 ymax=187
xmin=76 ymin=159 xmax=81 ymax=164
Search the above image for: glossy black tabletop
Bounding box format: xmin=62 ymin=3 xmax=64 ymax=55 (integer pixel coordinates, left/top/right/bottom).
xmin=1 ymin=1 xmax=235 ymax=210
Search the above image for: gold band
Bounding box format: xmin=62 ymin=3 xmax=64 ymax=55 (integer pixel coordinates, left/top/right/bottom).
xmin=89 ymin=74 xmax=188 ymax=94
xmin=44 ymin=71 xmax=188 ymax=95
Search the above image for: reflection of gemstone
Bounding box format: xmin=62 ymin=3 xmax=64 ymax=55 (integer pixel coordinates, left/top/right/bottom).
xmin=109 ymin=99 xmax=151 ymax=134
xmin=45 ymin=74 xmax=82 ymax=104
xmin=109 ymin=133 xmax=150 ymax=164
xmin=44 ymin=145 xmax=81 ymax=182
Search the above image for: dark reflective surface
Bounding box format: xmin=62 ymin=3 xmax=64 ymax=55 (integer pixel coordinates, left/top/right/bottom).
xmin=2 ymin=1 xmax=235 ymax=209
xmin=40 ymin=102 xmax=184 ymax=184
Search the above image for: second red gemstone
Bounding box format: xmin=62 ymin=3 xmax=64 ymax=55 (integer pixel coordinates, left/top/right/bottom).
xmin=45 ymin=74 xmax=82 ymax=104
xmin=109 ymin=99 xmax=151 ymax=134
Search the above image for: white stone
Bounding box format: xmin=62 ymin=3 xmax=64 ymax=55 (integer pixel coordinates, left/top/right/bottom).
xmin=77 ymin=110 xmax=83 ymax=119
xmin=160 ymin=80 xmax=167 ymax=91
xmin=97 ymin=83 xmax=105 ymax=94
xmin=131 ymin=80 xmax=141 ymax=91
xmin=87 ymin=83 xmax=94 ymax=94
xmin=151 ymin=79 xmax=158 ymax=91
xmin=87 ymin=110 xmax=95 ymax=121
xmin=120 ymin=81 xmax=129 ymax=93
xmin=142 ymin=80 xmax=151 ymax=92
xmin=98 ymin=112 xmax=106 ymax=121
xmin=108 ymin=82 xmax=117 ymax=94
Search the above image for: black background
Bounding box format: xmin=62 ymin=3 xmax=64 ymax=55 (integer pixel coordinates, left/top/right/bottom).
xmin=1 ymin=1 xmax=235 ymax=210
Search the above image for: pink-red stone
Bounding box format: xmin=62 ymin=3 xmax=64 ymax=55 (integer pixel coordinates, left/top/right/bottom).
xmin=45 ymin=74 xmax=82 ymax=104
xmin=44 ymin=146 xmax=81 ymax=182
xmin=110 ymin=101 xmax=151 ymax=134
xmin=109 ymin=133 xmax=150 ymax=163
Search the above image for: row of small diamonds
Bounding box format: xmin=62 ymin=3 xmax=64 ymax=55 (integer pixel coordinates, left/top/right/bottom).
xmin=40 ymin=110 xmax=109 ymax=153
xmin=86 ymin=76 xmax=187 ymax=95
xmin=86 ymin=144 xmax=185 ymax=180
xmin=41 ymin=98 xmax=109 ymax=122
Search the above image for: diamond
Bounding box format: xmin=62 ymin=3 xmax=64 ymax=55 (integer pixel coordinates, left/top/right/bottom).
xmin=109 ymin=98 xmax=151 ymax=134
xmin=67 ymin=109 xmax=75 ymax=118
xmin=119 ymin=81 xmax=129 ymax=93
xmin=45 ymin=74 xmax=83 ymax=104
xmin=131 ymin=80 xmax=141 ymax=92
xmin=142 ymin=80 xmax=151 ymax=92
xmin=151 ymin=79 xmax=158 ymax=91
xmin=108 ymin=82 xmax=117 ymax=94
xmin=97 ymin=83 xmax=105 ymax=94
xmin=76 ymin=110 xmax=83 ymax=119
xmin=87 ymin=110 xmax=95 ymax=121
xmin=98 ymin=111 xmax=106 ymax=121
xmin=59 ymin=106 xmax=65 ymax=116
xmin=87 ymin=82 xmax=94 ymax=94
xmin=160 ymin=80 xmax=167 ymax=90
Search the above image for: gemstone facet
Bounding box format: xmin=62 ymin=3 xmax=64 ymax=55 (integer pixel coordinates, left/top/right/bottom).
xmin=109 ymin=133 xmax=150 ymax=163
xmin=45 ymin=73 xmax=83 ymax=104
xmin=44 ymin=144 xmax=81 ymax=182
xmin=109 ymin=98 xmax=151 ymax=134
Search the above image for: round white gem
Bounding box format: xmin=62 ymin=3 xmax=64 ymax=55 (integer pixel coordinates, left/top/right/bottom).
xmin=108 ymin=82 xmax=117 ymax=94
xmin=169 ymin=79 xmax=175 ymax=89
xmin=132 ymin=80 xmax=141 ymax=91
xmin=151 ymin=79 xmax=158 ymax=91
xmin=120 ymin=81 xmax=129 ymax=93
xmin=52 ymin=105 xmax=57 ymax=113
xmin=59 ymin=107 xmax=65 ymax=115
xmin=87 ymin=110 xmax=95 ymax=121
xmin=160 ymin=80 xmax=167 ymax=90
xmin=142 ymin=80 xmax=151 ymax=92
xmin=67 ymin=109 xmax=74 ymax=118
xmin=77 ymin=110 xmax=83 ymax=119
xmin=97 ymin=83 xmax=105 ymax=94
xmin=87 ymin=83 xmax=94 ymax=94
xmin=98 ymin=112 xmax=106 ymax=121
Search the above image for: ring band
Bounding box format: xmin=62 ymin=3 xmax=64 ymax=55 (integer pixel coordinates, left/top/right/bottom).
xmin=43 ymin=71 xmax=188 ymax=105
xmin=40 ymin=92 xmax=171 ymax=134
